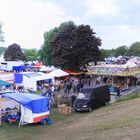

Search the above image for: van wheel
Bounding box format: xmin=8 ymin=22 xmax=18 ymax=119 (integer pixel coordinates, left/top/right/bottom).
xmin=88 ymin=107 xmax=92 ymax=112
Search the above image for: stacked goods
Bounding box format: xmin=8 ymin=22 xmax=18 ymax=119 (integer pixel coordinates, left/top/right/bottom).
xmin=58 ymin=104 xmax=72 ymax=115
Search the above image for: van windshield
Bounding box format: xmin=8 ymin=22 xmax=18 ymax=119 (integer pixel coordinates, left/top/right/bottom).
xmin=77 ymin=92 xmax=90 ymax=100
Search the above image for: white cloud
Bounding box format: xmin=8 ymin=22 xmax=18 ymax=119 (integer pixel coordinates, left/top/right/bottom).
xmin=0 ymin=0 xmax=68 ymax=49
xmin=85 ymin=0 xmax=120 ymax=17
xmin=95 ymin=25 xmax=140 ymax=49
xmin=0 ymin=0 xmax=140 ymax=50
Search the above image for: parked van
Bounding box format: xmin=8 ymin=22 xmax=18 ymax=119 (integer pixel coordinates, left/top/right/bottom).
xmin=74 ymin=84 xmax=110 ymax=112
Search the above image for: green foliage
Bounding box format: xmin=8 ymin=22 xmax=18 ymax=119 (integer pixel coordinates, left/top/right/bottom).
xmin=101 ymin=46 xmax=128 ymax=58
xmin=4 ymin=43 xmax=27 ymax=61
xmin=101 ymin=42 xmax=140 ymax=57
xmin=52 ymin=21 xmax=77 ymax=69
xmin=24 ymin=49 xmax=39 ymax=61
xmin=40 ymin=21 xmax=102 ymax=70
xmin=51 ymin=22 xmax=102 ymax=71
xmin=117 ymin=91 xmax=140 ymax=102
xmin=114 ymin=45 xmax=128 ymax=57
xmin=40 ymin=27 xmax=60 ymax=65
xmin=129 ymin=42 xmax=140 ymax=56
xmin=100 ymin=49 xmax=113 ymax=58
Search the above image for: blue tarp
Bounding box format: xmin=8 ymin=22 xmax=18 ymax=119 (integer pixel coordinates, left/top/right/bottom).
xmin=14 ymin=73 xmax=23 ymax=84
xmin=2 ymin=93 xmax=50 ymax=113
xmin=13 ymin=66 xmax=26 ymax=71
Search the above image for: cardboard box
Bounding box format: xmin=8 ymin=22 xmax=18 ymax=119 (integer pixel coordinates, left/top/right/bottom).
xmin=58 ymin=105 xmax=72 ymax=115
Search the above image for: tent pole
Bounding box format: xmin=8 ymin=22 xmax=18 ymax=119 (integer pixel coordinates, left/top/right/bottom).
xmin=18 ymin=104 xmax=22 ymax=127
xmin=18 ymin=118 xmax=21 ymax=127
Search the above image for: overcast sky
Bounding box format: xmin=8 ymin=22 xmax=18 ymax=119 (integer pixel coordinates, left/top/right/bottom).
xmin=0 ymin=0 xmax=140 ymax=49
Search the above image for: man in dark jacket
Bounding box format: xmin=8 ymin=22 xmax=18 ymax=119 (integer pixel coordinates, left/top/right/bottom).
xmin=71 ymin=93 xmax=76 ymax=106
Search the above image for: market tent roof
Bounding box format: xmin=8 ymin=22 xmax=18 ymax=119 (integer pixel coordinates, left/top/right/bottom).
xmin=39 ymin=66 xmax=48 ymax=71
xmin=2 ymin=93 xmax=49 ymax=113
xmin=0 ymin=72 xmax=14 ymax=81
xmin=86 ymin=71 xmax=140 ymax=77
xmin=46 ymin=69 xmax=69 ymax=77
xmin=24 ymin=72 xmax=52 ymax=80
xmin=40 ymin=66 xmax=56 ymax=72
xmin=0 ymin=80 xmax=12 ymax=86
xmin=65 ymin=70 xmax=83 ymax=75
xmin=124 ymin=61 xmax=137 ymax=67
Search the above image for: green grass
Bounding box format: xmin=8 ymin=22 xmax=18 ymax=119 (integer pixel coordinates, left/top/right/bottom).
xmin=0 ymin=108 xmax=73 ymax=140
xmin=50 ymin=108 xmax=72 ymax=121
xmin=117 ymin=91 xmax=140 ymax=102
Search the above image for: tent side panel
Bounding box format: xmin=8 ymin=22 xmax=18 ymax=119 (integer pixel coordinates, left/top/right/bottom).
xmin=14 ymin=73 xmax=23 ymax=84
xmin=23 ymin=75 xmax=37 ymax=90
xmin=33 ymin=111 xmax=49 ymax=123
xmin=20 ymin=105 xmax=33 ymax=123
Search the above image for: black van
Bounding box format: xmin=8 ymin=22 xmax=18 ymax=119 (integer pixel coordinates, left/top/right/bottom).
xmin=73 ymin=84 xmax=110 ymax=112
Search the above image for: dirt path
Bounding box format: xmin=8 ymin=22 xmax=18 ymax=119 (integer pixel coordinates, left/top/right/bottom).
xmin=29 ymin=98 xmax=140 ymax=140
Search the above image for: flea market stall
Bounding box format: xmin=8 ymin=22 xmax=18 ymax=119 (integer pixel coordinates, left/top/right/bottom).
xmin=14 ymin=72 xmax=53 ymax=91
xmin=39 ymin=66 xmax=56 ymax=73
xmin=2 ymin=93 xmax=50 ymax=126
xmin=46 ymin=69 xmax=69 ymax=78
xmin=86 ymin=62 xmax=140 ymax=95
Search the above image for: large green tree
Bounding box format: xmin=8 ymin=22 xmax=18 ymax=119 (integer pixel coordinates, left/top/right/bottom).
xmin=4 ymin=43 xmax=26 ymax=61
xmin=40 ymin=21 xmax=75 ymax=65
xmin=52 ymin=21 xmax=76 ymax=69
xmin=51 ymin=22 xmax=102 ymax=71
xmin=24 ymin=49 xmax=39 ymax=61
xmin=40 ymin=27 xmax=60 ymax=65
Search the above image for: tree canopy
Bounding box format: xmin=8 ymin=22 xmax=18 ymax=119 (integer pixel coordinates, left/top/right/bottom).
xmin=4 ymin=43 xmax=26 ymax=61
xmin=101 ymin=42 xmax=140 ymax=57
xmin=40 ymin=27 xmax=60 ymax=65
xmin=114 ymin=45 xmax=128 ymax=56
xmin=51 ymin=22 xmax=102 ymax=71
xmin=24 ymin=49 xmax=39 ymax=61
xmin=129 ymin=42 xmax=140 ymax=56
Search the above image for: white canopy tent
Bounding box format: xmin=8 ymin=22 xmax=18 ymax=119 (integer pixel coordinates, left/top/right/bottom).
xmin=40 ymin=66 xmax=56 ymax=72
xmin=39 ymin=65 xmax=48 ymax=71
xmin=124 ymin=61 xmax=137 ymax=68
xmin=46 ymin=69 xmax=69 ymax=78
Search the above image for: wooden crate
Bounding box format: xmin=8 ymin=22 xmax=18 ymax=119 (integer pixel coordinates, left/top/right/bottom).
xmin=58 ymin=105 xmax=72 ymax=115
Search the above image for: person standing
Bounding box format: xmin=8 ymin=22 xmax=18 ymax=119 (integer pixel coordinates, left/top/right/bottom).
xmin=71 ymin=93 xmax=76 ymax=107
xmin=116 ymin=85 xmax=121 ymax=99
xmin=47 ymin=86 xmax=52 ymax=99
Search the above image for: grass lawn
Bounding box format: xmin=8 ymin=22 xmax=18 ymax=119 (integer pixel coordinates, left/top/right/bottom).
xmin=117 ymin=90 xmax=140 ymax=102
xmin=2 ymin=90 xmax=140 ymax=140
xmin=0 ymin=108 xmax=86 ymax=140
